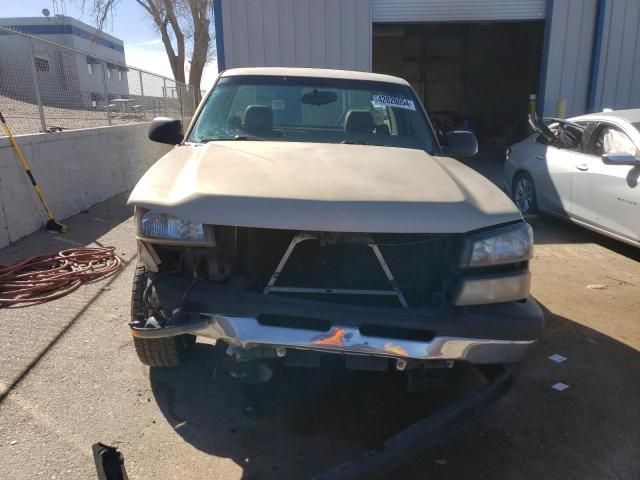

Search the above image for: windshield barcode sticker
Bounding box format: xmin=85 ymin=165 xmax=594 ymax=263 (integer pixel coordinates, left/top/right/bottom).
xmin=372 ymin=94 xmax=416 ymax=111
xmin=271 ymin=99 xmax=285 ymax=110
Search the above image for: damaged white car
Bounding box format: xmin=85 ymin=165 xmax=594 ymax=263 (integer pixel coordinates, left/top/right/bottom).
xmin=128 ymin=67 xmax=543 ymax=385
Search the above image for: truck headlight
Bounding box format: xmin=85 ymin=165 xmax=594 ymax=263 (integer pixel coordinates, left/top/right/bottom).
xmin=462 ymin=222 xmax=533 ymax=268
xmin=137 ymin=210 xmax=214 ymax=245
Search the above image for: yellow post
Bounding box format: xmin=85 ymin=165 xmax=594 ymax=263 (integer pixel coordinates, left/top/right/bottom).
xmin=528 ymin=94 xmax=537 ymax=116
xmin=556 ymin=99 xmax=567 ymax=119
xmin=0 ymin=111 xmax=67 ymax=232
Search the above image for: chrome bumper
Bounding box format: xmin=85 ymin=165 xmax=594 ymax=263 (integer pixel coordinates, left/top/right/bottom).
xmin=130 ymin=314 xmax=534 ymax=364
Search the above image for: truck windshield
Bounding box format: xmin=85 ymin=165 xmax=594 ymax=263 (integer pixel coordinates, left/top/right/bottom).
xmin=189 ymin=75 xmax=439 ymax=153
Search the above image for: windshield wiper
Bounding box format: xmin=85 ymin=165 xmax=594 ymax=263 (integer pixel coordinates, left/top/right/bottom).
xmin=230 ymin=134 xmax=264 ymax=141
xmin=198 ymin=134 xmax=265 ymax=143
xmin=341 ymin=140 xmax=369 ymax=145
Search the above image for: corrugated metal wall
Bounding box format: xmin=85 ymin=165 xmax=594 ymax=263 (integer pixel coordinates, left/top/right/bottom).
xmin=540 ymin=0 xmax=640 ymax=116
xmin=539 ymin=0 xmax=598 ymax=117
xmin=219 ymin=0 xmax=371 ymax=71
xmin=214 ymin=0 xmax=640 ymax=117
xmin=371 ymin=0 xmax=546 ymax=22
xmin=590 ymin=0 xmax=640 ymax=111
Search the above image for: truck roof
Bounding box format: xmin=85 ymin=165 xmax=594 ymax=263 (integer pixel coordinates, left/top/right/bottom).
xmin=220 ymin=67 xmax=410 ymax=86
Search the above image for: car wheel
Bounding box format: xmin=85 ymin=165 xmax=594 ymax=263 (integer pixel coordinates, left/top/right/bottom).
xmin=512 ymin=172 xmax=537 ymax=214
xmin=130 ymin=262 xmax=195 ymax=367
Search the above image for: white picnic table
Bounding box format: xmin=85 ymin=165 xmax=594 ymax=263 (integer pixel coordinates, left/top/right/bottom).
xmin=111 ymin=98 xmax=134 ymax=113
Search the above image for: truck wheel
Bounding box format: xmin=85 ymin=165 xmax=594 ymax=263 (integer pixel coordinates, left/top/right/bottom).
xmin=133 ymin=335 xmax=195 ymax=368
xmin=512 ymin=171 xmax=537 ymax=214
xmin=131 ymin=262 xmax=195 ymax=367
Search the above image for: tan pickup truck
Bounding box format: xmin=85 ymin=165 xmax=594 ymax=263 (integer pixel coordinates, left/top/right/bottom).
xmin=127 ymin=67 xmax=542 ymax=385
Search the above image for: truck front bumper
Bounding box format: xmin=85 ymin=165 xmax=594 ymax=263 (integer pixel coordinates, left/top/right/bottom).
xmin=130 ymin=276 xmax=544 ymax=365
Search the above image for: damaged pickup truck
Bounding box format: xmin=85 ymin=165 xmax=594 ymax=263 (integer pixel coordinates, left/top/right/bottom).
xmin=128 ymin=67 xmax=543 ymax=385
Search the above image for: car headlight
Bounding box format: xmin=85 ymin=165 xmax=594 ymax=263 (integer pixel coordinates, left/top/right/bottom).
xmin=462 ymin=222 xmax=533 ymax=268
xmin=137 ymin=210 xmax=214 ymax=245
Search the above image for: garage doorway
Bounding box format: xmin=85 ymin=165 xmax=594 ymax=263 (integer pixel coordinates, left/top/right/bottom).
xmin=373 ymin=22 xmax=544 ymax=153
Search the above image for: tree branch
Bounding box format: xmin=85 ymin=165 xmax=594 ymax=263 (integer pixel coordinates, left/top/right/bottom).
xmin=134 ymin=0 xmax=153 ymax=16
xmin=81 ymin=0 xmax=213 ymax=88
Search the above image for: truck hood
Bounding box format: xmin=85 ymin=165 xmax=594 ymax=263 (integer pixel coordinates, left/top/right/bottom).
xmin=128 ymin=141 xmax=521 ymax=233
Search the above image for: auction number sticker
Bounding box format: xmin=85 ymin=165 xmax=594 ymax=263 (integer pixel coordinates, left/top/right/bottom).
xmin=372 ymin=94 xmax=416 ymax=111
xmin=271 ymin=99 xmax=285 ymax=110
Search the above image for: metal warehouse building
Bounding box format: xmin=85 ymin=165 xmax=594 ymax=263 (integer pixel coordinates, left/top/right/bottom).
xmin=213 ymin=0 xmax=640 ymax=143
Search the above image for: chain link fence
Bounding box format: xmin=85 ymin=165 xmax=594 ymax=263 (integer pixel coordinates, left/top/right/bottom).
xmin=0 ymin=25 xmax=199 ymax=136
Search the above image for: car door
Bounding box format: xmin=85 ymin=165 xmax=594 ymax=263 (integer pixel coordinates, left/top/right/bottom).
xmin=572 ymin=122 xmax=640 ymax=242
xmin=538 ymin=145 xmax=572 ymax=215
xmin=535 ymin=134 xmax=584 ymax=216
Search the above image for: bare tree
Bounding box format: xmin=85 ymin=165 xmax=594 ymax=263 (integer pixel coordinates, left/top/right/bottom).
xmin=82 ymin=0 xmax=214 ymax=98
xmin=185 ymin=0 xmax=211 ymax=99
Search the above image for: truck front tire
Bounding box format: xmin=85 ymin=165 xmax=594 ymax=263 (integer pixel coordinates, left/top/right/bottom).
xmin=132 ymin=335 xmax=195 ymax=368
xmin=130 ymin=262 xmax=195 ymax=367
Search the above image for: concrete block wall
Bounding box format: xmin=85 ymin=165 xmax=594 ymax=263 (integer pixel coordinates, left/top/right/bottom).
xmin=0 ymin=123 xmax=170 ymax=248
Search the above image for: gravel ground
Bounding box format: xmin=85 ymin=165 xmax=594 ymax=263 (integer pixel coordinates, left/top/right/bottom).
xmin=0 ymin=162 xmax=638 ymax=479
xmin=0 ymin=96 xmax=166 ymax=136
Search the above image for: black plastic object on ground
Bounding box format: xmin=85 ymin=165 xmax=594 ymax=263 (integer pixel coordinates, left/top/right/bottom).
xmin=312 ymin=364 xmax=520 ymax=480
xmin=92 ymin=443 xmax=129 ymax=480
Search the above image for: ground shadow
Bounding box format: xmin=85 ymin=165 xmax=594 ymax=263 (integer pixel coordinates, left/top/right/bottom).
xmin=149 ymin=343 xmax=475 ymax=479
xmin=527 ymin=213 xmax=640 ymax=261
xmin=395 ymin=303 xmax=640 ymax=479
xmin=461 ymin=152 xmax=505 ymax=188
xmin=149 ymin=302 xmax=640 ymax=479
xmin=0 ymin=192 xmax=136 ymax=400
xmin=461 ymin=153 xmax=640 ymax=259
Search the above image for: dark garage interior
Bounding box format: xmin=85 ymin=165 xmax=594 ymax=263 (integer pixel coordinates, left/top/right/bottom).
xmin=373 ymin=21 xmax=544 ymax=152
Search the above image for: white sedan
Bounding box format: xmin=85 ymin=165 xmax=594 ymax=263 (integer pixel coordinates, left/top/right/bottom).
xmin=504 ymin=109 xmax=640 ymax=247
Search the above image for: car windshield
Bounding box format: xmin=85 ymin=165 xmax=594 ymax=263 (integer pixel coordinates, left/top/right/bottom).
xmin=188 ymin=75 xmax=439 ymax=153
xmin=633 ymin=121 xmax=640 ymax=134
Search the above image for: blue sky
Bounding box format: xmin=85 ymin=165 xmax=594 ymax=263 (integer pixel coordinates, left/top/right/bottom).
xmin=4 ymin=1 xmax=218 ymax=87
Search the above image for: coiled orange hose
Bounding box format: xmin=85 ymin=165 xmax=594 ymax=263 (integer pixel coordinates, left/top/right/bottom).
xmin=0 ymin=247 xmax=121 ymax=307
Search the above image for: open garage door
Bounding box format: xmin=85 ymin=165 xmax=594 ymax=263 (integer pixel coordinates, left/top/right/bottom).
xmin=373 ymin=21 xmax=544 ymax=152
xmin=372 ymin=0 xmax=546 ymax=22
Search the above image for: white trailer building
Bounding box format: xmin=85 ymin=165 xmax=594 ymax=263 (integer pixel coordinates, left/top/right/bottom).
xmin=0 ymin=15 xmax=129 ymax=109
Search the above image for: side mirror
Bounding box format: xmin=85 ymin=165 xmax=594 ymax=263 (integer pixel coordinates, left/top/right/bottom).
xmin=148 ymin=117 xmax=183 ymax=145
xmin=602 ymin=153 xmax=640 ymax=165
xmin=442 ymin=130 xmax=478 ymax=158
